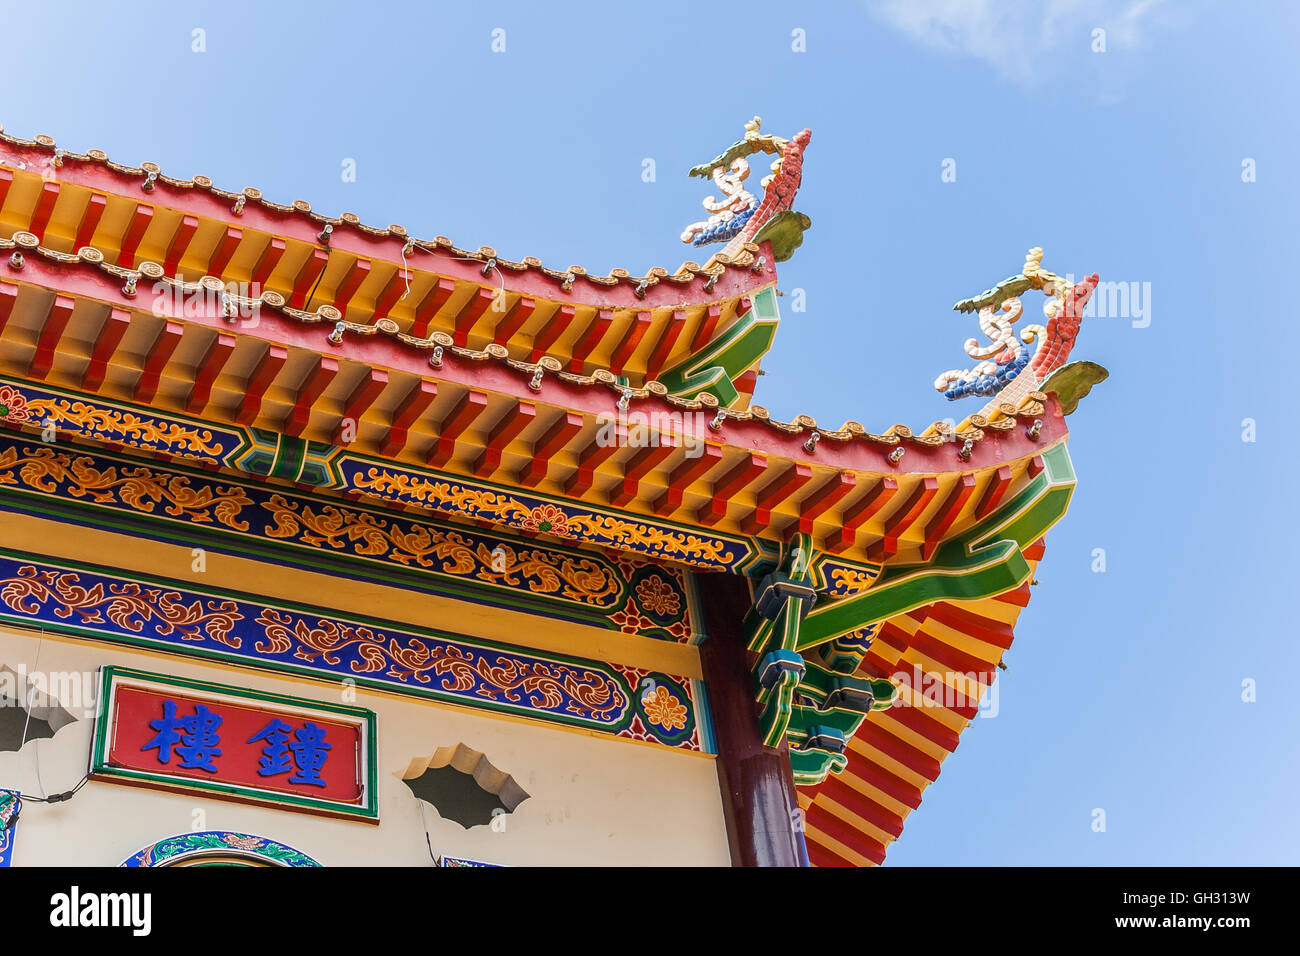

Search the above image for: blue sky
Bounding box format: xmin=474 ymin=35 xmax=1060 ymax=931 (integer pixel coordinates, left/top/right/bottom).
xmin=3 ymin=0 xmax=1297 ymax=864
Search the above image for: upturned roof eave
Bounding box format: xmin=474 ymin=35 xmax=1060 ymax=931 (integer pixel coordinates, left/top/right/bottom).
xmin=0 ymin=245 xmax=1068 ymax=571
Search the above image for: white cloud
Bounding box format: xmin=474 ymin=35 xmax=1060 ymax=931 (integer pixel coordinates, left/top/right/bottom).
xmin=866 ymin=0 xmax=1169 ymax=83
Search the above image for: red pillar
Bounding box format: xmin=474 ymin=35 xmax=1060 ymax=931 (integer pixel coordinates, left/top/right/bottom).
xmin=697 ymin=571 xmax=807 ymax=867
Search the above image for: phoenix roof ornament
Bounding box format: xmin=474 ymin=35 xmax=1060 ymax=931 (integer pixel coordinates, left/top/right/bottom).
xmin=935 ymin=247 xmax=1100 ymax=408
xmin=680 ymin=117 xmax=812 ymax=262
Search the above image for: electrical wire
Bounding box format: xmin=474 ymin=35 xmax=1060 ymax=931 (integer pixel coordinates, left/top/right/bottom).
xmin=302 ymin=244 xmax=330 ymax=313
xmin=17 ymin=772 xmax=89 ymax=804
xmin=413 ymin=792 xmax=439 ymax=866
xmin=399 ymin=239 xmax=506 ymax=305
xmin=11 ymin=625 xmax=88 ymax=805
xmin=17 ymin=627 xmax=46 ymax=798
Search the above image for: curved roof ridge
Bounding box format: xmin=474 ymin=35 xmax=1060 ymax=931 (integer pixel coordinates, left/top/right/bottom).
xmin=0 ymin=230 xmax=1053 ymax=456
xmin=0 ymin=124 xmax=769 ymax=294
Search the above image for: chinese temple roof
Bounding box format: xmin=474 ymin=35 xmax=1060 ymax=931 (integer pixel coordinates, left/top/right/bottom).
xmin=0 ymin=234 xmax=1066 ymax=567
xmin=0 ymin=117 xmax=1103 ymax=865
xmin=0 ymin=123 xmax=779 ymax=406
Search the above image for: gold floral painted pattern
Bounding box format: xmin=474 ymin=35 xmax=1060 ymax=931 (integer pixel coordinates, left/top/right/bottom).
xmin=0 ymin=436 xmax=694 ymax=637
xmin=607 ymin=597 xmax=656 ymax=635
xmin=0 ymin=385 xmax=29 ymax=424
xmin=567 ymin=513 xmax=737 ymax=566
xmin=255 ymin=608 xmax=627 ymax=720
xmin=0 ymin=554 xmax=701 ymax=749
xmin=825 ymin=564 xmax=882 ymax=598
xmin=261 ymin=494 xmax=622 ymax=607
xmin=349 ymin=465 xmax=745 ymax=569
xmin=0 ymin=445 xmax=253 ymax=529
xmin=0 ymin=565 xmax=242 ymax=648
xmin=635 ymin=575 xmax=681 ymax=617
xmin=608 ymin=596 xmax=690 ymax=641
xmin=641 ymin=685 xmax=688 ymax=732
xmin=521 ymin=504 xmax=569 ymax=535
xmin=21 ymin=397 xmax=224 ymax=461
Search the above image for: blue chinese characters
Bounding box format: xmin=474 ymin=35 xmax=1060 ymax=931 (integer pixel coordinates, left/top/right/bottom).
xmin=141 ymin=700 xmax=223 ymax=772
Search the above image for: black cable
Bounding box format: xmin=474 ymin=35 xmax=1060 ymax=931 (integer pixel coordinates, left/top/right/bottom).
xmin=414 ymin=794 xmax=439 ymax=866
xmin=15 ymin=772 xmax=89 ymax=804
xmin=302 ymin=243 xmax=331 ymax=313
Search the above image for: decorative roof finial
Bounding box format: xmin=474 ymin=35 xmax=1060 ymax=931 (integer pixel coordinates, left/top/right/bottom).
xmin=680 ymin=117 xmax=812 ymax=262
xmin=934 ymin=247 xmax=1099 ymax=408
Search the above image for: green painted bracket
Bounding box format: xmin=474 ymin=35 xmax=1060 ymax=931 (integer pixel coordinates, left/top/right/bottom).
xmin=789 ymin=707 xmax=864 ymax=740
xmin=798 ymin=661 xmax=897 ymax=713
xmin=816 ymin=624 xmax=883 ymax=675
xmin=1041 ymin=360 xmax=1109 ymax=415
xmin=780 ymin=663 xmax=899 ymax=785
xmin=231 ymin=428 xmax=344 ymax=487
xmin=744 ymin=534 xmax=815 ymax=652
xmin=747 ymin=532 xmax=905 ymax=771
xmin=752 ymin=210 xmax=812 ymax=262
xmin=796 ymin=442 xmax=1077 ymax=652
xmin=656 ymin=286 xmax=780 ymax=407
xmin=746 ymin=585 xmax=806 ymax=654
xmin=750 ymin=535 xmax=816 ymax=748
xmin=756 ymin=645 xmax=804 ymax=750
xmin=790 ymin=748 xmax=849 ymax=786
xmin=787 ymin=715 xmax=856 ymax=785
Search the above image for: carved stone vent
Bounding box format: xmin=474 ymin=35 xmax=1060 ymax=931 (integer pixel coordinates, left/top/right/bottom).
xmin=401 ymin=743 xmax=529 ymax=829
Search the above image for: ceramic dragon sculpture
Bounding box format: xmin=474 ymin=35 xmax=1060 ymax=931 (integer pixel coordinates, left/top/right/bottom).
xmin=935 ymin=247 xmax=1099 ymax=410
xmin=680 ymin=117 xmax=812 ymax=262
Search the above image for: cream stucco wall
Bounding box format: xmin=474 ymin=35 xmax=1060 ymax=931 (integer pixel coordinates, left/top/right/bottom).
xmin=0 ymin=624 xmax=730 ymax=866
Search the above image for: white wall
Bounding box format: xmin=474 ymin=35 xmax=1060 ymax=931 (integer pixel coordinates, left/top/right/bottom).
xmin=0 ymin=625 xmax=730 ymax=866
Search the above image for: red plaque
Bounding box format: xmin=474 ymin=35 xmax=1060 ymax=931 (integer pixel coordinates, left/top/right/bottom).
xmin=91 ymin=666 xmax=378 ymax=821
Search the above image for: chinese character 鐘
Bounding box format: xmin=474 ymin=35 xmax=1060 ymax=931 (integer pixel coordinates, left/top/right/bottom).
xmin=247 ymin=718 xmax=331 ymax=787
xmin=247 ymin=718 xmax=293 ymax=776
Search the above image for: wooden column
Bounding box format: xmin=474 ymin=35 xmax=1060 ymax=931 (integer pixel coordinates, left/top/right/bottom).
xmin=698 ymin=571 xmax=808 ymax=867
